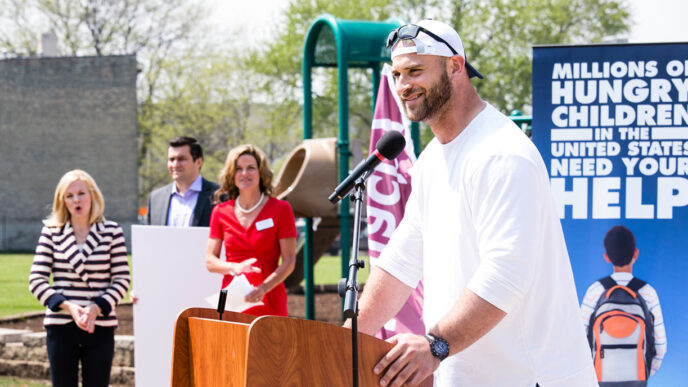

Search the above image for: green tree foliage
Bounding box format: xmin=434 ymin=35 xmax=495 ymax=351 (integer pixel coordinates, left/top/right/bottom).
xmin=0 ymin=0 xmax=631 ymax=203
xmin=0 ymin=0 xmax=262 ymax=204
xmin=251 ymin=0 xmax=630 ymax=150
xmin=247 ymin=0 xmax=405 ymax=157
xmin=138 ymin=52 xmax=270 ymax=198
xmin=448 ymin=0 xmax=630 ymax=115
xmin=0 ymin=0 xmax=208 ymax=103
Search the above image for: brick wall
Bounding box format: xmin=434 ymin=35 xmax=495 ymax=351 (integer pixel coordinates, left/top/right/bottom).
xmin=0 ymin=55 xmax=138 ymax=250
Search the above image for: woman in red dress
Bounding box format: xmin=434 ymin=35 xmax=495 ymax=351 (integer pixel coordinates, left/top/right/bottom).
xmin=205 ymin=144 xmax=297 ymax=316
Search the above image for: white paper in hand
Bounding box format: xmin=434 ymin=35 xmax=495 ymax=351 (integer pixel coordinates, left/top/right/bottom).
xmin=204 ymin=274 xmax=264 ymax=313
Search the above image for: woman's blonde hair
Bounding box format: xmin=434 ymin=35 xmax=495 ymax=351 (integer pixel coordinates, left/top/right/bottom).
xmin=43 ymin=170 xmax=105 ymax=227
xmin=214 ymin=144 xmax=273 ymax=203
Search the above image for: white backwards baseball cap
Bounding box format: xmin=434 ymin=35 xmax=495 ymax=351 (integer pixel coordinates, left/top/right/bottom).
xmin=388 ymin=19 xmax=483 ymax=79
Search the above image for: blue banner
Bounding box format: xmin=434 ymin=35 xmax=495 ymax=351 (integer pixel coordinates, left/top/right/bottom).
xmin=533 ymin=43 xmax=688 ymax=385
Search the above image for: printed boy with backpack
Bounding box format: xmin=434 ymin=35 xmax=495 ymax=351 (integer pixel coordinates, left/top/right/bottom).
xmin=581 ymin=225 xmax=667 ymax=386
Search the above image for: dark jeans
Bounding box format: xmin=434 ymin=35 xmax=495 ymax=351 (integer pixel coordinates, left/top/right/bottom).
xmin=46 ymin=322 xmax=115 ymax=387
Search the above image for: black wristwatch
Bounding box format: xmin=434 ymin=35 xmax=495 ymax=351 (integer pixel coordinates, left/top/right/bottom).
xmin=425 ymin=333 xmax=450 ymax=360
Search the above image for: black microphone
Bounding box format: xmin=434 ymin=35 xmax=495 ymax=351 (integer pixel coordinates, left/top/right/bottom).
xmin=328 ymin=131 xmax=406 ymax=203
xmin=217 ymin=289 xmax=227 ymax=320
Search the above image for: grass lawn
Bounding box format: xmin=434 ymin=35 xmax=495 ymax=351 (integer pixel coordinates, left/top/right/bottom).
xmin=0 ymin=376 xmax=50 ymax=386
xmin=0 ymin=253 xmax=133 ymax=319
xmin=309 ymin=254 xmax=370 ymax=285
xmin=0 ymin=254 xmax=44 ymax=318
xmin=0 ymin=253 xmax=367 ymax=318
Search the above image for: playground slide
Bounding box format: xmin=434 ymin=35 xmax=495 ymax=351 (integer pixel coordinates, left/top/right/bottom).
xmin=272 ymin=138 xmax=341 ymax=288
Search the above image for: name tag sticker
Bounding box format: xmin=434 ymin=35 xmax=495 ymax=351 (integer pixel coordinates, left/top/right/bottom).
xmin=255 ymin=218 xmax=274 ymax=231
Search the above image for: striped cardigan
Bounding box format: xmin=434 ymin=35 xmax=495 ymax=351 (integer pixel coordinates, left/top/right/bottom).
xmin=28 ymin=220 xmax=131 ymax=327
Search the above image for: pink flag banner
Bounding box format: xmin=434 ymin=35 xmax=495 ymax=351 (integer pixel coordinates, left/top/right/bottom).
xmin=367 ymin=64 xmax=425 ymax=339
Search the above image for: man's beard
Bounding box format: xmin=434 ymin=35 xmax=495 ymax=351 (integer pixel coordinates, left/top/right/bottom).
xmin=403 ymin=70 xmax=452 ymax=122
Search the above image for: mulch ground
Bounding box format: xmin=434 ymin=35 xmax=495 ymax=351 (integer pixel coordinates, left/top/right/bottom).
xmin=0 ymin=292 xmax=345 ymax=334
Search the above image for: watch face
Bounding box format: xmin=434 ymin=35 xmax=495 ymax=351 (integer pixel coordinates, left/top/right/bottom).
xmin=428 ymin=334 xmax=449 ymax=359
xmin=433 ymin=340 xmax=449 ymax=357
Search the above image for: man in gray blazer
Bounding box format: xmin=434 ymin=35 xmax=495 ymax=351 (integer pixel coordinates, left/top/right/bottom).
xmin=147 ymin=137 xmax=220 ymax=227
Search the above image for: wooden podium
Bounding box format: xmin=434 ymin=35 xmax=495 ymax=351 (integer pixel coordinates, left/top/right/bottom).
xmin=171 ymin=307 xmax=423 ymax=386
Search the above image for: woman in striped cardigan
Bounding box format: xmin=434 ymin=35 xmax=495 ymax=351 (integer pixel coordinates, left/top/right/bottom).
xmin=28 ymin=170 xmax=130 ymax=387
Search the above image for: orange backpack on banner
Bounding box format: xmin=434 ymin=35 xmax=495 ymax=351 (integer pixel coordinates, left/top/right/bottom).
xmin=587 ymin=276 xmax=655 ymax=387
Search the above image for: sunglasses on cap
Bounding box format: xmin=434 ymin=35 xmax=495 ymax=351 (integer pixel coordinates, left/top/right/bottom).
xmin=386 ymin=24 xmax=458 ymax=55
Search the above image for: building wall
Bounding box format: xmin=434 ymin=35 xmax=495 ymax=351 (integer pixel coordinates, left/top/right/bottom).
xmin=0 ymin=55 xmax=138 ymax=251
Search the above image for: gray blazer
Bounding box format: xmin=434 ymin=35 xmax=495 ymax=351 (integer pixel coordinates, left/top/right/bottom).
xmin=146 ymin=177 xmax=220 ymax=227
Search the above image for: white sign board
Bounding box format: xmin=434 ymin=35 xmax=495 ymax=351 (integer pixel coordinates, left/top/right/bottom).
xmin=131 ymin=225 xmax=223 ymax=387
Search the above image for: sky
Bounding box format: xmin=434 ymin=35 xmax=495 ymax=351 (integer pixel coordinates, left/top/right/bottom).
xmin=626 ymin=0 xmax=688 ymax=42
xmin=210 ymin=0 xmax=688 ymax=45
xmin=209 ymin=0 xmax=287 ymax=46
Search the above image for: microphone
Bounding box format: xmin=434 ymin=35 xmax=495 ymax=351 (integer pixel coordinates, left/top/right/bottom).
xmin=328 ymin=131 xmax=406 ymax=203
xmin=217 ymin=289 xmax=227 ymax=320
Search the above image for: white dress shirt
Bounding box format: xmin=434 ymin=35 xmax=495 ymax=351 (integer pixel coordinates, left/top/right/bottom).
xmin=167 ymin=175 xmax=202 ymax=227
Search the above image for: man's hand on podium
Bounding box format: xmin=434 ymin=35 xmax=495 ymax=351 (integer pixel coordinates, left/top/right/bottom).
xmin=373 ymin=333 xmax=440 ymax=387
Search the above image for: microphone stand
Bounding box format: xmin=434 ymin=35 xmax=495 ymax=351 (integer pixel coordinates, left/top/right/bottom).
xmin=338 ymin=175 xmax=368 ymax=387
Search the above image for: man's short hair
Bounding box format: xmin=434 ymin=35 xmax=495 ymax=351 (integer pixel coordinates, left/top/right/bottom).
xmin=169 ymin=136 xmax=203 ymax=161
xmin=603 ymin=225 xmax=636 ymax=266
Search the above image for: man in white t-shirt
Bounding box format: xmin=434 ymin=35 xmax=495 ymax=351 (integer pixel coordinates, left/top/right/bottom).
xmin=350 ymin=20 xmax=597 ymax=386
